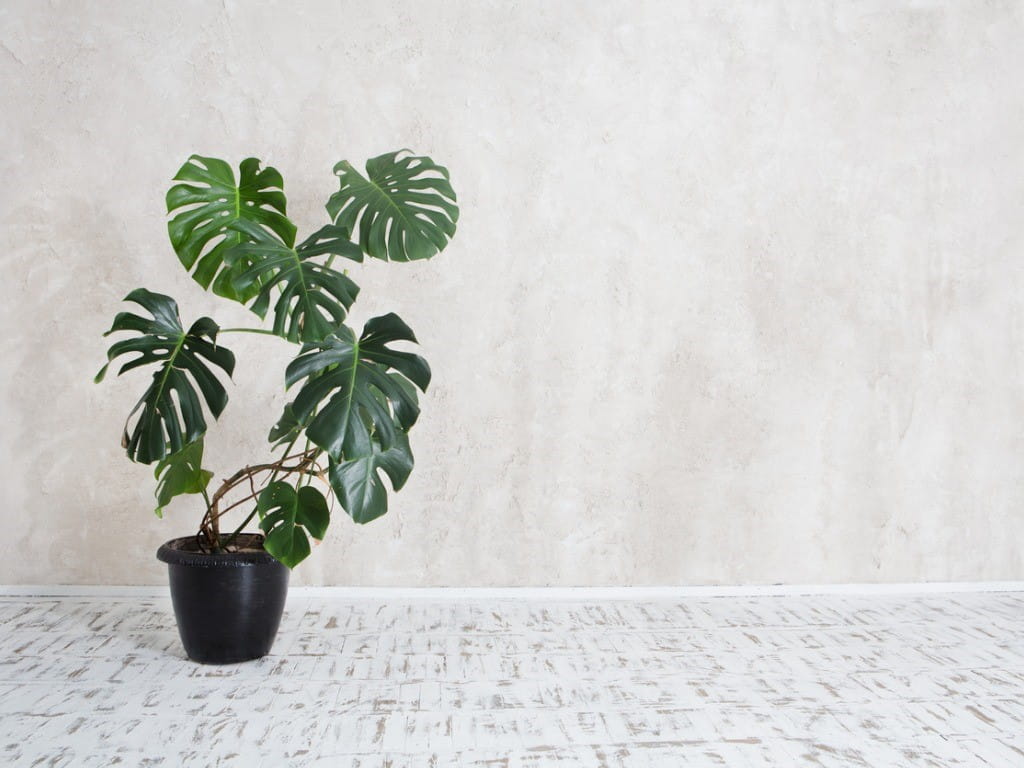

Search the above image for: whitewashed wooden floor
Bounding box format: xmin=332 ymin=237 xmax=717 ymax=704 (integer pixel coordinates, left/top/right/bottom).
xmin=1 ymin=589 xmax=1023 ymax=767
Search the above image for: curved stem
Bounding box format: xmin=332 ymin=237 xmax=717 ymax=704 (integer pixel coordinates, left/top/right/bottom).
xmin=218 ymin=435 xmax=301 ymax=550
xmin=219 ymin=327 xmax=281 ymax=337
xmin=199 ymin=485 xmax=216 ymax=548
xmin=299 ymin=439 xmax=315 ymax=488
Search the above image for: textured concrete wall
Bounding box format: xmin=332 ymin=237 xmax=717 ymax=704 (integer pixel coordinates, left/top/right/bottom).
xmin=1 ymin=1 xmax=1022 ymax=586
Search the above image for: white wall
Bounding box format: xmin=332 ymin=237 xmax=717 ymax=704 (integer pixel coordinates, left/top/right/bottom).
xmin=1 ymin=1 xmax=1022 ymax=586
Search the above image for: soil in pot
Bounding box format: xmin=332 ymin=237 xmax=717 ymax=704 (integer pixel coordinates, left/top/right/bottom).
xmin=157 ymin=534 xmax=289 ymax=664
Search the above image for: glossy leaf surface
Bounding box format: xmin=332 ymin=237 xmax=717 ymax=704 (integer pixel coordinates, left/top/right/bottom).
xmin=327 ymin=150 xmax=458 ymax=262
xmin=258 ymin=481 xmax=330 ymax=568
xmin=226 ymin=221 xmax=362 ymax=343
xmin=166 ymin=156 xmax=296 ymax=302
xmin=328 ymin=429 xmax=413 ymax=524
xmin=283 ymin=313 xmax=430 ymax=462
xmin=153 ymin=439 xmax=213 ymax=518
xmin=95 ymin=289 xmax=235 ymax=464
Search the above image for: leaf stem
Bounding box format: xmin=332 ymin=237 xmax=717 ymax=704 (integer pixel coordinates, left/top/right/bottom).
xmin=220 ymin=435 xmax=301 ymax=549
xmin=219 ymin=327 xmax=280 ymax=336
xmin=299 ymin=439 xmax=314 ymax=487
xmin=200 ymin=486 xmax=214 ymax=516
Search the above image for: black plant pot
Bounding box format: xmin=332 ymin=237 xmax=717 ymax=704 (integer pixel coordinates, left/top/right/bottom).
xmin=156 ymin=534 xmax=289 ymax=664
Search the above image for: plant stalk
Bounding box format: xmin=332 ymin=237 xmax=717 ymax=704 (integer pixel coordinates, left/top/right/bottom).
xmin=218 ymin=435 xmax=302 ymax=550
xmin=219 ymin=327 xmax=281 ymax=336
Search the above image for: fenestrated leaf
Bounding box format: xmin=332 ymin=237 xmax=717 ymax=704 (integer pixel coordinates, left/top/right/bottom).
xmin=358 ymin=313 xmax=431 ymax=391
xmin=328 ymin=428 xmax=413 ymax=524
xmin=95 ymin=289 xmax=235 ymax=464
xmin=153 ymin=439 xmax=213 ymax=518
xmin=166 ymin=155 xmax=297 ymax=302
xmin=225 ymin=220 xmax=362 ymax=343
xmin=283 ymin=314 xmax=430 ymax=462
xmin=257 ymin=481 xmax=330 ymax=568
xmin=326 ymin=150 xmax=458 ymax=263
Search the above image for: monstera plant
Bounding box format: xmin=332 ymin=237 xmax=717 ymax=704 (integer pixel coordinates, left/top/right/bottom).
xmin=95 ymin=151 xmax=458 ymax=663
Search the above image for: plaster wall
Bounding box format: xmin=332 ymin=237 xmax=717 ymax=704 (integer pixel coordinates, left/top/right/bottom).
xmin=1 ymin=1 xmax=1022 ymax=585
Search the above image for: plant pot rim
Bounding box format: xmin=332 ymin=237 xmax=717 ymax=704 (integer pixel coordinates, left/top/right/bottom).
xmin=157 ymin=534 xmax=280 ymax=568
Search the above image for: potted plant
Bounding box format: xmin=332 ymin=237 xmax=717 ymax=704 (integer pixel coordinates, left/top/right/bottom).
xmin=95 ymin=150 xmax=459 ymax=663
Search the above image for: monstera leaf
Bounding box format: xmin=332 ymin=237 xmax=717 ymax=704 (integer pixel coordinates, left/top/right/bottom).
xmin=95 ymin=289 xmax=235 ymax=464
xmin=327 ymin=150 xmax=458 ymax=262
xmin=225 ymin=220 xmax=363 ymax=343
xmin=153 ymin=439 xmax=213 ymax=518
xmin=257 ymin=481 xmax=330 ymax=568
xmin=166 ymin=156 xmax=297 ymax=302
xmin=283 ymin=313 xmax=430 ymax=462
xmin=328 ymin=429 xmax=413 ymax=524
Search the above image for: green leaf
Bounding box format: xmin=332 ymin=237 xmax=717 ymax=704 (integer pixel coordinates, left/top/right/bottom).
xmin=153 ymin=439 xmax=213 ymax=518
xmin=166 ymin=155 xmax=297 ymax=302
xmin=96 ymin=289 xmax=235 ymax=464
xmin=267 ymin=401 xmax=309 ymax=447
xmin=328 ymin=429 xmax=413 ymax=524
xmin=225 ymin=220 xmax=362 ymax=343
xmin=258 ymin=481 xmax=330 ymax=568
xmin=326 ymin=150 xmax=458 ymax=263
xmin=283 ymin=314 xmax=430 ymax=462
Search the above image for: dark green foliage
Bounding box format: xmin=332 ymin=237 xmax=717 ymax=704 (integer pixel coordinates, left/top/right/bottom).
xmin=328 ymin=150 xmax=458 ymax=262
xmin=96 ymin=289 xmax=235 ymax=464
xmin=99 ymin=150 xmax=458 ymax=569
xmin=283 ymin=314 xmax=429 ymax=461
xmin=225 ymin=221 xmax=363 ymax=343
xmin=153 ymin=439 xmax=213 ymax=518
xmin=167 ymin=156 xmax=296 ymax=302
xmin=258 ymin=481 xmax=330 ymax=568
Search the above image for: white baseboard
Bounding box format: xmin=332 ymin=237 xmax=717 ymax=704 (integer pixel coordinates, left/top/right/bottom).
xmin=0 ymin=582 xmax=1022 ymax=599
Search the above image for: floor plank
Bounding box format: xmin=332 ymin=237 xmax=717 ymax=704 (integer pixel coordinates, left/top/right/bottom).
xmin=1 ymin=591 xmax=1022 ymax=766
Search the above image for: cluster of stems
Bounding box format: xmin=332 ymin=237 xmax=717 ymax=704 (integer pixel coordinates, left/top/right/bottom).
xmin=197 ymin=441 xmax=324 ymax=553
